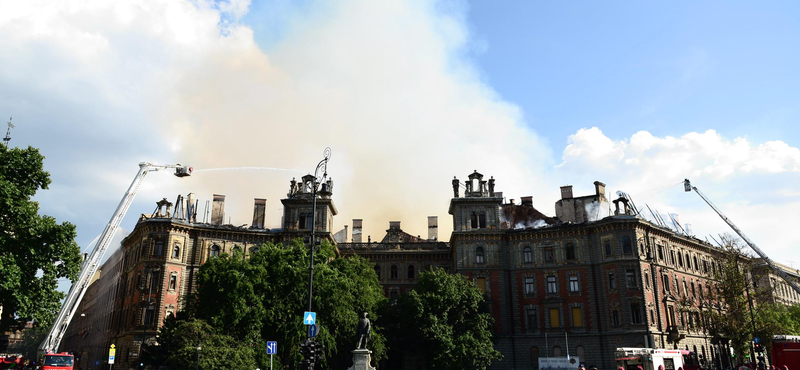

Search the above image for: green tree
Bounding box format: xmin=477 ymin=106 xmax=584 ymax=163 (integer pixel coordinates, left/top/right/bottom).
xmin=385 ymin=268 xmax=502 ymax=370
xmin=153 ymin=239 xmax=386 ymax=369
xmin=0 ymin=145 xmax=81 ymax=334
xmin=142 ymin=316 xmax=258 ymax=370
xmin=704 ymin=236 xmax=754 ymax=359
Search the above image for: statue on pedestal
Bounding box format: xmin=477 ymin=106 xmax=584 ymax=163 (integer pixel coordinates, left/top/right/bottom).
xmin=355 ymin=312 xmax=371 ymax=349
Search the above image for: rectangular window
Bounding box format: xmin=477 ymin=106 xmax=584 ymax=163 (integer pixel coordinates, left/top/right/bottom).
xmin=153 ymin=240 xmax=163 ymax=256
xmin=544 ymin=247 xmax=554 ymax=263
xmin=663 ymin=275 xmax=671 ymax=292
xmin=604 ymin=242 xmax=612 ymax=257
xmin=626 ymin=269 xmax=638 ymax=288
xmin=549 ymin=308 xmax=560 ymax=328
xmin=169 ymin=275 xmax=177 ymax=290
xmin=571 ymin=307 xmax=583 ymax=327
xmin=569 ymin=275 xmax=580 ymax=292
xmin=668 ymin=306 xmax=676 ymax=326
xmin=527 ymin=309 xmax=538 ymax=329
xmin=658 ymin=245 xmax=664 ymax=261
xmin=546 ymin=276 xmax=557 ymax=293
xmin=691 ymin=281 xmax=696 ymax=297
xmin=631 ymin=303 xmax=642 ymax=324
xmin=523 ymin=248 xmax=532 ymax=263
xmin=565 ymin=244 xmax=576 ymax=261
xmin=144 ymin=307 xmax=155 ymax=325
xmin=612 ymin=309 xmax=620 ymax=326
xmin=645 ymin=272 xmax=650 ymax=289
xmin=477 ymin=277 xmax=487 ymax=294
xmin=525 ymin=277 xmax=535 ymax=296
xmin=608 ymin=271 xmax=617 ymax=290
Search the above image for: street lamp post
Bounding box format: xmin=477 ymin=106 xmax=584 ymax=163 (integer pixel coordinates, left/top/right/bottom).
xmin=195 ymin=342 xmax=201 ymax=370
xmin=306 ymin=148 xmax=330 ymax=316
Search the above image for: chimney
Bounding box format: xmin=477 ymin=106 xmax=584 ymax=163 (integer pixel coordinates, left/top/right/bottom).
xmin=389 ymin=221 xmax=401 ymax=230
xmin=521 ymin=196 xmax=533 ymax=207
xmin=251 ymin=198 xmax=266 ymax=229
xmin=352 ymin=219 xmax=363 ymax=243
xmin=186 ymin=193 xmax=196 ymax=222
xmin=594 ymin=181 xmax=606 ymax=198
xmin=211 ymin=194 xmax=225 ymax=225
xmin=560 ymin=185 xmax=573 ymax=199
xmin=428 ymin=216 xmax=438 ymax=241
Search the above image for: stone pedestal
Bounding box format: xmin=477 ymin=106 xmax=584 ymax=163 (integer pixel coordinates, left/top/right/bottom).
xmin=346 ymin=349 xmax=376 ymax=370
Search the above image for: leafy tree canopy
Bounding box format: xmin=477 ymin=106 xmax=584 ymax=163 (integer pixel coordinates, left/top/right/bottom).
xmin=0 ymin=145 xmax=81 ymax=333
xmin=149 ymin=239 xmax=386 ymax=369
xmin=142 ymin=316 xmax=258 ymax=370
xmin=385 ymin=268 xmax=502 ymax=370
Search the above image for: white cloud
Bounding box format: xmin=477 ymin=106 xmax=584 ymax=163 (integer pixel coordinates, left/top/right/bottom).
xmin=558 ymin=127 xmax=800 ymax=263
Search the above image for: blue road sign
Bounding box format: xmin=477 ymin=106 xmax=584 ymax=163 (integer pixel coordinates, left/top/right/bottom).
xmin=267 ymin=341 xmax=277 ymax=355
xmin=303 ymin=311 xmax=316 ymax=325
xmin=308 ymin=323 xmax=319 ymax=338
xmin=754 ymin=337 xmax=761 ymax=344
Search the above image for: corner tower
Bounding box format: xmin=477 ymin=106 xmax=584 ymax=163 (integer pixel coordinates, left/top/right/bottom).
xmin=281 ymin=175 xmax=338 ymax=241
xmin=448 ymin=171 xmax=507 ymax=335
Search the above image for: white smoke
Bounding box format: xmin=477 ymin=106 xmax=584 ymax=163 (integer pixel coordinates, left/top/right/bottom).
xmin=513 ymin=219 xmax=548 ymax=230
xmin=584 ymin=200 xmax=609 ymax=222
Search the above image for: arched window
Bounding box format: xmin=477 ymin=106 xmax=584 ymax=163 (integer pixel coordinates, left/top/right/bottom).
xmin=553 ymin=346 xmax=562 ymax=357
xmin=476 ymin=247 xmax=485 ymax=264
xmin=530 ymin=347 xmax=539 ymax=369
xmin=471 ymin=212 xmax=478 ymax=229
xmin=374 ymin=265 xmax=381 ymax=279
xmin=622 ymin=236 xmax=632 ymax=254
xmin=172 ymin=244 xmax=181 ymax=259
xmin=686 ymin=253 xmax=691 ymax=269
xmin=479 ymin=211 xmax=487 ymax=228
xmin=233 ymin=246 xmax=242 ymax=255
xmin=210 ymin=244 xmax=220 ymax=257
xmin=390 ymin=265 xmax=398 ymax=280
xmin=576 ymin=346 xmax=585 ymax=364
xmin=604 ymin=242 xmax=612 ymax=257
xmin=408 ymin=265 xmax=415 ymax=280
xmin=565 ymin=243 xmax=576 ymax=261
xmin=523 ymin=247 xmax=533 ymax=263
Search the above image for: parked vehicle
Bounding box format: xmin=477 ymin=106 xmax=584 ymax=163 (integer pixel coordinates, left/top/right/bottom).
xmin=616 ymin=348 xmax=702 ymax=370
xmin=772 ymin=335 xmax=800 ymax=370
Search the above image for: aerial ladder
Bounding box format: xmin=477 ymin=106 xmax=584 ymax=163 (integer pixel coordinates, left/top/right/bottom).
xmin=39 ymin=162 xmax=192 ymax=354
xmin=684 ymin=179 xmax=800 ymax=296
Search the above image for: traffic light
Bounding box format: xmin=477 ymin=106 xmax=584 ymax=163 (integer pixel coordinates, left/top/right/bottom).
xmin=313 ymin=342 xmax=325 ymax=363
xmin=754 ymin=343 xmax=764 ymax=352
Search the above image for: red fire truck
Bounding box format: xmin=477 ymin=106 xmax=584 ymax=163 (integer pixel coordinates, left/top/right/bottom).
xmin=42 ymin=352 xmax=73 ymax=370
xmin=772 ymin=335 xmax=800 ymax=370
xmin=616 ymin=348 xmax=702 ymax=370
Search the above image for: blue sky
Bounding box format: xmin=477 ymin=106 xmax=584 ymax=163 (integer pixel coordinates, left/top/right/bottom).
xmin=462 ymin=1 xmax=800 ymax=146
xmin=2 ymin=0 xmax=799 ymax=273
